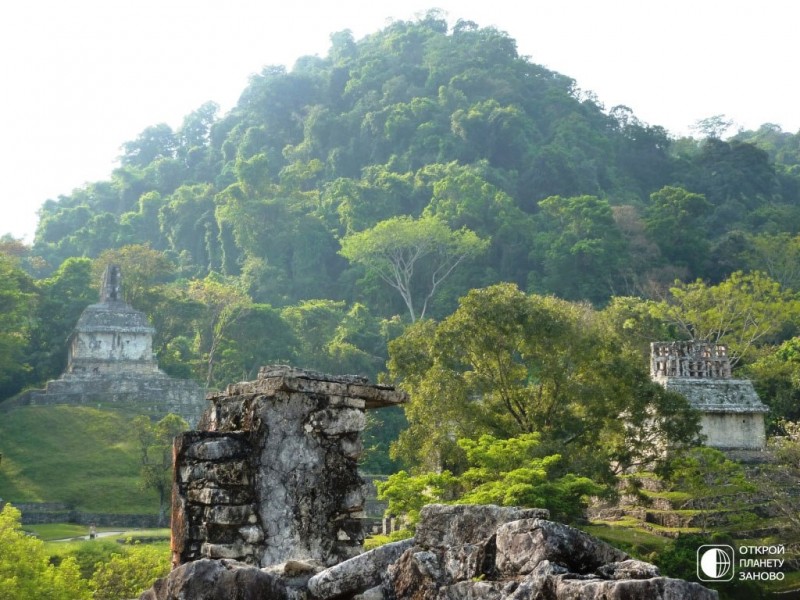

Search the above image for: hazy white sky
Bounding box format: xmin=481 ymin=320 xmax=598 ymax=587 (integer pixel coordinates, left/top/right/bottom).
xmin=1 ymin=0 xmax=798 ymax=242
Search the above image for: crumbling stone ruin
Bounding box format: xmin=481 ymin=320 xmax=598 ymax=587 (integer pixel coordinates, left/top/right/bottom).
xmin=8 ymin=265 xmax=206 ymax=426
xmin=139 ymin=367 xmax=718 ymax=600
xmin=651 ymin=341 xmax=768 ymax=450
xmin=171 ymin=365 xmax=406 ymax=568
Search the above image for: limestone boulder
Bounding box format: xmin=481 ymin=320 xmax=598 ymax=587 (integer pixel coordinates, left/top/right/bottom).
xmin=494 ymin=518 xmax=629 ymax=575
xmin=307 ymin=538 xmax=414 ymax=599
xmin=383 ymin=504 xmax=718 ymax=600
xmin=138 ymin=559 xmax=300 ymax=600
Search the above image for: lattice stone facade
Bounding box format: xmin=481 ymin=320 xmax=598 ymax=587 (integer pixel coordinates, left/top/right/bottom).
xmin=650 ymin=341 xmax=767 ymax=450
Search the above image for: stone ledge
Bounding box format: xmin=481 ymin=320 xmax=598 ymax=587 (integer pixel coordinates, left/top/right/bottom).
xmin=215 ymin=365 xmax=408 ymax=409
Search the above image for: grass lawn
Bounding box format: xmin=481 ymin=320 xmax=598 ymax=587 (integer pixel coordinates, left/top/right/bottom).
xmin=580 ymin=522 xmax=672 ymax=559
xmin=0 ymin=405 xmax=160 ymax=513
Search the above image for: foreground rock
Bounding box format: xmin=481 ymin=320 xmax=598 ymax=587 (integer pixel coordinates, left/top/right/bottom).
xmin=141 ymin=504 xmax=718 ymax=599
xmin=138 ymin=558 xmax=314 ymax=600
xmin=383 ymin=504 xmax=717 ymax=600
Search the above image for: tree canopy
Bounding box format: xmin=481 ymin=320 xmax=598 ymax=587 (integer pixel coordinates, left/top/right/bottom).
xmin=387 ymin=283 xmax=701 ymax=480
xmin=339 ymin=215 xmax=487 ymax=321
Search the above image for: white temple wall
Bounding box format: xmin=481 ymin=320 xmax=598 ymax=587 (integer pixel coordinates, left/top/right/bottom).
xmin=700 ymin=413 xmax=766 ymax=450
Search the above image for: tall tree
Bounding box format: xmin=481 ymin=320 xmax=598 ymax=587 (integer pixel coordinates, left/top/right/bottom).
xmin=645 ymin=186 xmax=711 ymax=277
xmin=533 ymin=195 xmax=628 ymax=303
xmin=186 ymin=275 xmax=252 ymax=388
xmin=0 ymin=254 xmax=36 ymax=398
xmin=26 ymin=257 xmax=95 ymax=385
xmin=387 ymin=283 xmax=700 ymax=476
xmin=339 ymin=215 xmax=488 ymax=321
xmin=654 ymin=271 xmax=799 ymax=367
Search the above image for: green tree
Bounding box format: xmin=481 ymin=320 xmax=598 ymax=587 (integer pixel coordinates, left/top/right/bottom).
xmin=339 ymin=215 xmax=488 ymax=321
xmin=691 ymin=114 xmax=734 ymax=140
xmin=645 ymin=186 xmax=711 ymax=277
xmin=26 ymin=257 xmax=95 ymax=385
xmin=159 ymin=184 xmax=220 ymax=275
xmin=377 ymin=433 xmax=604 ymax=528
xmin=747 ymin=338 xmax=800 ymax=425
xmin=213 ymin=303 xmax=298 ymax=384
xmin=744 ymin=233 xmax=800 ymax=292
xmin=654 ymin=271 xmax=799 ymax=367
xmin=388 ymin=283 xmax=700 ymax=476
xmin=0 ymin=504 xmax=91 ymax=599
xmin=0 ymin=254 xmax=36 ymax=398
xmin=120 ymin=123 xmax=177 ymax=168
xmin=186 ymin=275 xmax=252 ymax=387
xmin=89 ymin=544 xmax=170 ymax=600
xmin=133 ymin=413 xmax=189 ymax=522
xmin=533 ymin=195 xmax=628 ymax=303
xmin=665 ymin=447 xmax=756 ymax=533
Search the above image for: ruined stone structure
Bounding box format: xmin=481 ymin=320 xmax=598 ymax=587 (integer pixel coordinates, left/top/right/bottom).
xmin=651 ymin=341 xmax=767 ymax=450
xmin=11 ymin=265 xmax=206 ymax=425
xmin=171 ymin=365 xmax=407 ymax=569
xmin=148 ymin=366 xmax=719 ymax=600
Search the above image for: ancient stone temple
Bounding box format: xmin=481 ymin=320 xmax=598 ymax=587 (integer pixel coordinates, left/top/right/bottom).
xmin=651 ymin=341 xmax=768 ymax=449
xmin=12 ymin=265 xmax=206 ymax=425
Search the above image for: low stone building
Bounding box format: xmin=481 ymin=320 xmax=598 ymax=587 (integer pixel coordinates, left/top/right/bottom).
xmin=650 ymin=341 xmax=768 ymax=450
xmin=10 ymin=265 xmax=206 ymax=426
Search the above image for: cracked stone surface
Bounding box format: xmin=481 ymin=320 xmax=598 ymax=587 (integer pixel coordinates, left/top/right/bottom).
xmin=170 ymin=366 xmax=407 ymax=568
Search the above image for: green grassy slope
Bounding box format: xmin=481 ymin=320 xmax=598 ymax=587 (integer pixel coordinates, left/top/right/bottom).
xmin=0 ymin=406 xmax=159 ymax=513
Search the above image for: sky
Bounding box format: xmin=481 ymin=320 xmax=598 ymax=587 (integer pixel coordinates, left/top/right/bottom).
xmin=1 ymin=0 xmax=798 ymax=242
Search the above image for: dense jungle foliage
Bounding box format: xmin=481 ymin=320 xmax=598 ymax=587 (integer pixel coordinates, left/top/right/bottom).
xmin=4 ymin=11 xmax=800 ymax=477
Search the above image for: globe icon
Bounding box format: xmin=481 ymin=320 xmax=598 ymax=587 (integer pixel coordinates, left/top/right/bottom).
xmin=699 ymin=547 xmax=733 ymax=580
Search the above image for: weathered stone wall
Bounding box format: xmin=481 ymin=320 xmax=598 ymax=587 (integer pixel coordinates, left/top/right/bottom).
xmin=659 ymin=377 xmax=768 ymax=450
xmin=69 ymin=328 xmax=156 ymax=369
xmin=651 ymin=341 xmax=731 ymax=379
xmin=701 ymin=413 xmax=767 ymax=450
xmin=1 ymin=502 xmax=162 ymax=527
xmin=7 ymin=375 xmax=207 ymax=427
xmin=171 ymin=366 xmax=406 ymax=569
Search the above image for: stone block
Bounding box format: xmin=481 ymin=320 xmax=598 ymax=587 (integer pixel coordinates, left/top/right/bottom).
xmin=307 ymin=408 xmax=366 ymax=436
xmin=201 ymin=542 xmax=255 ymax=560
xmin=185 ymin=436 xmax=249 ymax=461
xmin=495 ymin=518 xmax=628 ymax=576
xmin=205 ymin=504 xmax=256 ymax=526
xmin=307 ymin=538 xmax=414 ymax=599
xmin=414 ymin=504 xmax=549 ymax=550
xmin=179 ymin=461 xmax=251 ymax=487
xmin=187 ymin=486 xmax=254 ymax=506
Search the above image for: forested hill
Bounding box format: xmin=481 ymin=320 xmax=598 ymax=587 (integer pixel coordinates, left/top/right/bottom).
xmin=4 ymin=12 xmax=800 ymax=408
xmin=27 ymin=11 xmax=800 ymax=297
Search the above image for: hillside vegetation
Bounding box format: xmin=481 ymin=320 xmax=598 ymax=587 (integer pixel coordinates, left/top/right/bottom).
xmin=0 ymin=406 xmax=158 ymax=513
